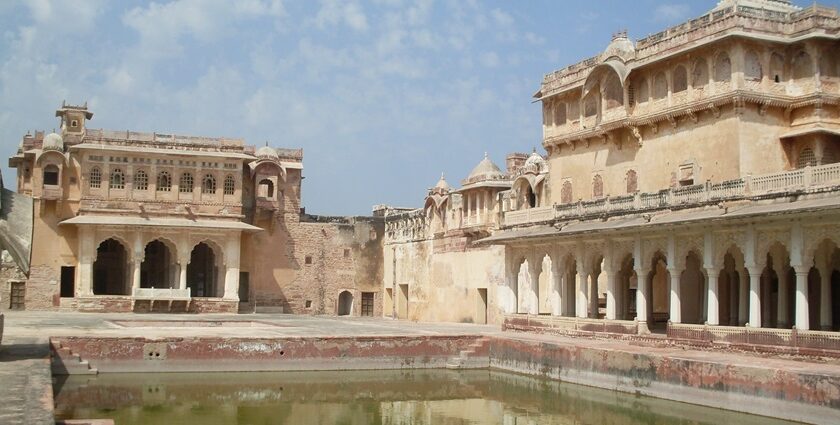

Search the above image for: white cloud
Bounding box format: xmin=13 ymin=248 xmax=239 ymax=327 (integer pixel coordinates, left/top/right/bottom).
xmin=480 ymin=52 xmax=500 ymax=68
xmin=314 ymin=0 xmax=369 ymax=32
xmin=654 ymin=4 xmax=691 ymax=23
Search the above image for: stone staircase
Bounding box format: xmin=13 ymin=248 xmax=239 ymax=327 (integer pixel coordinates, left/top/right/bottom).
xmin=51 ymin=342 xmax=98 ymax=375
xmin=445 ymin=337 xmax=490 ymax=370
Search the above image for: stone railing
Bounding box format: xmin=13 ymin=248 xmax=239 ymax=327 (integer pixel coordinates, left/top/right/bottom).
xmin=133 ymin=288 xmax=191 ymax=300
xmin=503 ymin=314 xmax=639 ymax=335
xmin=667 ymin=322 xmax=840 ymax=352
xmin=504 ymin=162 xmax=840 ymax=227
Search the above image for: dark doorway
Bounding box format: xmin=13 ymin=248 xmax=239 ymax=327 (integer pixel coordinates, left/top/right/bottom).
xmin=9 ymin=281 xmax=25 ymax=310
xmin=239 ymin=272 xmax=250 ymax=302
xmin=92 ymin=238 xmax=128 ymax=295
xmin=60 ymin=266 xmax=75 ymax=298
xmin=187 ymin=242 xmax=218 ymax=297
xmin=361 ymin=292 xmax=374 ymax=316
xmin=338 ymin=290 xmax=353 ymax=316
xmin=141 ymin=240 xmax=173 ymax=288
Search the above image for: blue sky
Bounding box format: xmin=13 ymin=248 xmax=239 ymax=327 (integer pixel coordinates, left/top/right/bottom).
xmin=1 ymin=0 xmax=836 ymax=215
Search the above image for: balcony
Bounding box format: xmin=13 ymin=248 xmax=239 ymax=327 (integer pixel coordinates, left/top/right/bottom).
xmin=503 ymin=162 xmax=840 ymax=227
xmin=41 ymin=184 xmax=63 ymax=200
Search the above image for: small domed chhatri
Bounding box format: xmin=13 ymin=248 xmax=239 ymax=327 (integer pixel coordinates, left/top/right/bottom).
xmin=432 ymin=173 xmax=451 ymax=194
xmin=255 ymin=145 xmax=279 ymax=160
xmin=42 ymin=132 xmax=64 ymax=152
xmin=463 ymin=153 xmax=506 ymax=186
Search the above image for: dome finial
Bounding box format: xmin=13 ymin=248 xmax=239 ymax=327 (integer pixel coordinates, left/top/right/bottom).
xmin=440 ymin=172 xmax=445 ymax=180
xmin=484 ymin=152 xmax=488 ymax=159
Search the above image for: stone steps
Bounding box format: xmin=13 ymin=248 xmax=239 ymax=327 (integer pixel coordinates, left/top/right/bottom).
xmin=445 ymin=338 xmax=490 ymax=370
xmin=51 ymin=345 xmax=98 ymax=375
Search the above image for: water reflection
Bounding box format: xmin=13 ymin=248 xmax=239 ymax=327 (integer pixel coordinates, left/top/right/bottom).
xmin=54 ymin=369 xmax=797 ymax=425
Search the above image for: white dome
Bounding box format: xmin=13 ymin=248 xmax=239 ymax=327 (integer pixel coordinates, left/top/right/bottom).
xmin=524 ymin=151 xmax=546 ymax=168
xmin=466 ymin=154 xmax=505 ymax=182
xmin=256 ymin=145 xmax=278 ymax=160
xmin=42 ymin=132 xmax=64 ymax=152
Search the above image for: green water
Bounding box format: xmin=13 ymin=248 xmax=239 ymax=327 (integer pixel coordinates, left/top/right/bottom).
xmin=54 ymin=369 xmax=799 ymax=425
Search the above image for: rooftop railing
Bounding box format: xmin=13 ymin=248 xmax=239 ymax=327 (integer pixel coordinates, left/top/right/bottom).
xmin=504 ymin=162 xmax=840 ymax=227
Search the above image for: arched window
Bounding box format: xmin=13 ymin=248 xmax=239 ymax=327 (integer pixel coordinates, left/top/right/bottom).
xmin=89 ymin=167 xmax=101 ymax=189
xmin=797 ymin=148 xmax=817 ymax=168
xmin=792 ymin=51 xmax=813 ymax=80
xmin=603 ymin=72 xmax=623 ymax=109
xmin=592 ymin=174 xmax=604 ymax=198
xmin=543 ymin=104 xmax=553 ymax=126
xmin=583 ymin=93 xmax=597 ymax=117
xmin=653 ymin=73 xmax=667 ymax=100
xmin=110 ymin=168 xmax=125 ymax=189
xmin=179 ymin=173 xmax=194 ymax=193
xmin=157 ymin=171 xmax=171 ymax=192
xmin=202 ymin=174 xmax=216 ymax=194
xmin=714 ymin=52 xmax=732 ymax=82
xmin=770 ymin=52 xmax=785 ymax=83
xmin=637 ymin=78 xmax=649 ymax=104
xmin=626 ymin=169 xmax=638 ymax=193
xmin=744 ymin=50 xmax=762 ymax=81
xmin=43 ymin=164 xmax=59 ymax=186
xmin=672 ymin=66 xmax=688 ymax=93
xmin=258 ymin=179 xmax=275 ymax=198
xmin=561 ymin=181 xmax=573 ymax=204
xmin=692 ymin=58 xmax=709 ymax=88
xmin=134 ymin=170 xmax=148 ymax=191
xmin=223 ymin=175 xmax=235 ymax=195
xmin=820 ymin=52 xmax=838 ymax=78
xmin=553 ymin=102 xmax=567 ymax=125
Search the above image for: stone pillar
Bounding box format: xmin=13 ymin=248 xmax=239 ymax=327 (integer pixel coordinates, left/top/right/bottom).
xmin=178 ymin=259 xmax=188 ymax=291
xmin=739 ymin=270 xmax=749 ymax=325
xmin=550 ymin=260 xmax=562 ymax=316
xmin=635 ymin=267 xmax=649 ymax=332
xmin=776 ymin=266 xmax=790 ymax=328
xmin=728 ymin=271 xmax=738 ymax=326
xmin=706 ymin=268 xmax=720 ymax=325
xmin=223 ymin=233 xmax=242 ymax=301
xmin=605 ymin=270 xmax=617 ymax=320
xmin=589 ymin=270 xmax=599 ymax=318
xmin=668 ymin=268 xmax=682 ymax=324
xmin=577 ymin=265 xmax=588 ymax=319
xmin=748 ymin=268 xmax=762 ymax=328
xmin=794 ymin=266 xmax=809 ymax=330
xmin=78 ymin=229 xmax=95 ymax=296
xmin=527 ymin=261 xmax=540 ymax=315
xmin=504 ymin=268 xmax=517 ymax=315
xmin=132 ymin=260 xmax=141 ymax=295
xmin=820 ymin=267 xmax=833 ymax=330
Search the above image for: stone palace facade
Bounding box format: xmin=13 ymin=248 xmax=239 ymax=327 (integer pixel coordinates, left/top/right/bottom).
xmin=381 ymin=0 xmax=840 ymax=334
xmin=2 ymin=103 xmax=383 ymax=315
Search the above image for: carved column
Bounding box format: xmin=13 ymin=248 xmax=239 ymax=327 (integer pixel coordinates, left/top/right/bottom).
xmin=223 ymin=232 xmax=241 ymax=301
xmin=794 ymin=266 xmax=810 ymax=330
xmin=635 ymin=267 xmax=650 ymax=333
xmin=739 ymin=270 xmax=749 ymax=326
xmin=668 ymin=268 xmax=682 ymax=324
xmin=589 ymin=269 xmax=600 ymax=319
xmin=77 ymin=228 xmax=95 ymax=296
xmin=576 ymin=263 xmax=589 ymax=319
xmin=819 ymin=265 xmax=833 ymax=330
xmin=550 ymin=257 xmax=563 ymax=316
xmin=748 ymin=268 xmax=762 ymax=327
xmin=706 ymin=267 xmax=720 ymax=325
xmin=527 ymin=257 xmax=540 ymax=315
xmin=605 ymin=269 xmax=618 ymax=320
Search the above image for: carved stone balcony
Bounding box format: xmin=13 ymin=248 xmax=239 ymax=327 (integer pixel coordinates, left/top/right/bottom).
xmin=504 ymin=162 xmax=840 ymax=227
xmin=41 ymin=184 xmax=63 ymax=200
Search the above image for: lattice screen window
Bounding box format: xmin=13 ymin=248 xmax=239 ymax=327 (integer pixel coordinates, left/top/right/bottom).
xmin=110 ymin=168 xmax=125 ymax=189
xmin=179 ymin=173 xmax=194 ymax=193
xmin=223 ymin=175 xmax=235 ymax=195
xmin=134 ymin=170 xmax=148 ymax=191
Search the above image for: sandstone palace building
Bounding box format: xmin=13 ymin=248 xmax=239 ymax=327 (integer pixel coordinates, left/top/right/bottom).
xmin=1 ymin=102 xmax=383 ymax=315
xmin=381 ymin=0 xmax=840 ymax=335
xmin=3 ymin=0 xmax=840 ymax=340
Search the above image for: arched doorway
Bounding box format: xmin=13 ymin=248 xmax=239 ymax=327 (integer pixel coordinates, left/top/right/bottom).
xmin=338 ymin=290 xmax=353 ymax=316
xmin=187 ymin=242 xmax=220 ymax=297
xmin=93 ymin=238 xmax=128 ymax=295
xmin=649 ymin=252 xmax=670 ymax=330
xmin=141 ymin=240 xmax=175 ymax=288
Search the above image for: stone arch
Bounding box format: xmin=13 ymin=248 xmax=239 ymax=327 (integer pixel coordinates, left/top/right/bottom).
xmin=692 ymin=58 xmax=709 ymax=89
xmin=672 ymin=65 xmax=688 ymax=93
xmin=648 ymin=250 xmax=670 ymax=327
xmin=560 ymin=251 xmax=578 ymax=317
xmin=258 ymin=178 xmax=275 ymax=199
xmin=719 ymin=249 xmax=745 ymax=326
xmin=625 ymin=169 xmax=638 ymax=193
xmin=602 ymin=70 xmax=623 ymax=110
xmin=614 ymin=252 xmax=636 ymax=320
xmin=744 ymin=49 xmax=763 ymax=81
xmin=187 ymin=241 xmax=223 ymax=298
xmin=770 ymin=52 xmax=786 ymax=83
xmin=792 ymin=50 xmax=813 ymax=81
xmin=42 ymin=164 xmax=59 ymax=186
xmin=636 ymin=77 xmax=650 ymax=104
xmin=141 ymin=239 xmax=177 ymax=289
xmin=592 ymin=174 xmax=604 ymax=198
xmin=652 ymin=72 xmax=667 ymax=100
xmin=92 ymin=238 xmax=129 ymax=296
xmin=560 ymin=180 xmax=573 ymax=204
xmin=714 ymin=52 xmax=732 ymax=82
xmin=763 ymin=241 xmax=792 ymax=329
xmin=338 ymin=290 xmax=353 ymax=316
xmin=680 ymin=250 xmax=705 ymax=324
xmin=583 ymin=92 xmax=598 ymax=118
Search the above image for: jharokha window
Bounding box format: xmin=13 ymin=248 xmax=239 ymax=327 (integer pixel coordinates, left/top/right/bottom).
xmin=179 ymin=173 xmax=194 ymax=193
xmin=202 ymin=174 xmax=216 ymax=194
xmin=157 ymin=171 xmax=171 ymax=192
xmin=89 ymin=167 xmax=101 ymax=189
xmin=561 ymin=181 xmax=573 ymax=204
xmin=223 ymin=175 xmax=235 ymax=195
xmin=110 ymin=168 xmax=125 ymax=189
xmin=134 ymin=170 xmax=148 ymax=191
xmin=626 ymin=169 xmax=638 ymax=193
xmin=592 ymin=174 xmax=604 ymax=198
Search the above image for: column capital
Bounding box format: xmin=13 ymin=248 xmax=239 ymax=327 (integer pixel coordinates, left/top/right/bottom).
xmin=792 ymin=265 xmax=810 ymax=276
